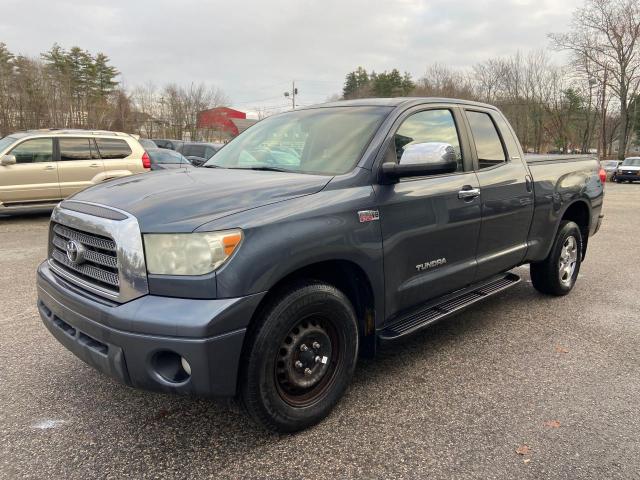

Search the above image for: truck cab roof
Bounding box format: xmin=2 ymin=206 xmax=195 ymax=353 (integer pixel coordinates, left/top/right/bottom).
xmin=306 ymin=97 xmax=500 ymax=111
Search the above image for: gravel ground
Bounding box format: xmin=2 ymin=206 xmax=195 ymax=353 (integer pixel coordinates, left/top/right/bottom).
xmin=0 ymin=183 xmax=638 ymax=480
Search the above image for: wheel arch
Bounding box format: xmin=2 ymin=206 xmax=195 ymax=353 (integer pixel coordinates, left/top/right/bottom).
xmin=242 ymin=259 xmax=378 ymax=365
xmin=558 ymin=199 xmax=591 ymax=259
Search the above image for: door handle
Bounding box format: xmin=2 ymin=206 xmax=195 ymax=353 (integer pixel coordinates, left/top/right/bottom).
xmin=458 ymin=187 xmax=481 ymax=200
xmin=89 ymin=163 xmax=101 ymax=168
xmin=44 ymin=165 xmax=55 ymax=170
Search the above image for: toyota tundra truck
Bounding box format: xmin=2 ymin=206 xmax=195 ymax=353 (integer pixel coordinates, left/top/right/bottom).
xmin=36 ymin=98 xmax=605 ymax=432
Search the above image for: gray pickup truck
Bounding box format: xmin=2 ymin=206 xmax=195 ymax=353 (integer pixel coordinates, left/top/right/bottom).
xmin=36 ymin=98 xmax=604 ymax=432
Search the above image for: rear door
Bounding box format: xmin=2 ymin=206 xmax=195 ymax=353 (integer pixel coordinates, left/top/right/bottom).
xmin=376 ymin=106 xmax=482 ymax=319
xmin=95 ymin=137 xmax=136 ymax=176
xmin=56 ymin=137 xmax=105 ymax=197
xmin=0 ymin=137 xmax=60 ymax=205
xmin=462 ymin=108 xmax=534 ymax=280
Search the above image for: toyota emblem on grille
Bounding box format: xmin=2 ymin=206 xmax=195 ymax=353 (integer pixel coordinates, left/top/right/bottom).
xmin=65 ymin=240 xmax=85 ymax=264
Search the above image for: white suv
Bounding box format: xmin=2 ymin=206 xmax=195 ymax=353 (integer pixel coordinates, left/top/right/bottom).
xmin=0 ymin=129 xmax=150 ymax=213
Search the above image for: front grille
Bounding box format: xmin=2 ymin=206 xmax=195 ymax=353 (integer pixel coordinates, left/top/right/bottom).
xmin=49 ymin=222 xmax=120 ymax=295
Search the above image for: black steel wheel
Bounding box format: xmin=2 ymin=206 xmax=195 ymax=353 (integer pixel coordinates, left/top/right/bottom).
xmin=274 ymin=315 xmax=341 ymax=407
xmin=239 ymin=281 xmax=359 ymax=432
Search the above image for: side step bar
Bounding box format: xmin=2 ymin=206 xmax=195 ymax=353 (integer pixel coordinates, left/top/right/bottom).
xmin=378 ymin=272 xmax=521 ymax=342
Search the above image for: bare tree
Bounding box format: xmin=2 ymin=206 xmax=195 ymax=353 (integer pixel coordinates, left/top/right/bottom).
xmin=550 ymin=0 xmax=640 ymax=159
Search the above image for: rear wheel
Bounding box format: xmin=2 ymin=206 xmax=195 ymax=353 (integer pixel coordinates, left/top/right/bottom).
xmin=239 ymin=281 xmax=359 ymax=432
xmin=530 ymin=220 xmax=582 ymax=296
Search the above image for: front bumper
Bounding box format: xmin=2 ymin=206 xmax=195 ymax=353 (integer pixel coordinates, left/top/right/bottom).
xmin=37 ymin=261 xmax=265 ymax=397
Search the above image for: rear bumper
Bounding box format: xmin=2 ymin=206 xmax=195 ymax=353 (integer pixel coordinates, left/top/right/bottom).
xmin=37 ymin=261 xmax=265 ymax=397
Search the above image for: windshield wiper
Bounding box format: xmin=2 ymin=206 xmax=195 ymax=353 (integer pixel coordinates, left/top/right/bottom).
xmin=202 ymin=164 xmax=223 ymax=168
xmin=228 ymin=166 xmax=293 ymax=173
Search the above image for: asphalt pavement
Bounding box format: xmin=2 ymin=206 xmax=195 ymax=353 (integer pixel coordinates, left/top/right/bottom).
xmin=0 ymin=183 xmax=638 ymax=479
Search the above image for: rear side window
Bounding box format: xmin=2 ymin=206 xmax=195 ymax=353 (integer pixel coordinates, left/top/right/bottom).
xmin=184 ymin=145 xmax=206 ymax=158
xmin=466 ymin=111 xmax=506 ymax=169
xmin=59 ymin=138 xmax=95 ymax=161
xmin=10 ymin=138 xmax=53 ymax=163
xmin=96 ymin=138 xmax=132 ymax=159
xmin=148 ymin=149 xmax=184 ymax=164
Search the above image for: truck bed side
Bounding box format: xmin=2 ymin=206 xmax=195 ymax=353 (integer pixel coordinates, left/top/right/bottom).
xmin=524 ymin=154 xmax=604 ymax=262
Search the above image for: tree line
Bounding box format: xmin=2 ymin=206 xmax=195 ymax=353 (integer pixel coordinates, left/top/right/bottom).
xmin=342 ymin=0 xmax=640 ymax=159
xmin=0 ymin=43 xmax=228 ymax=139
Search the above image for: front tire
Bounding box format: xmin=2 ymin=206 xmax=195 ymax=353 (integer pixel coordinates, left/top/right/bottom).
xmin=239 ymin=281 xmax=359 ymax=432
xmin=530 ymin=220 xmax=583 ymax=296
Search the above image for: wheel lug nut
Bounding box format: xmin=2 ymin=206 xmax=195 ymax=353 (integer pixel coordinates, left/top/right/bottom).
xmin=314 ymin=355 xmax=321 ymax=363
xmin=304 ymin=368 xmax=312 ymax=375
xmin=295 ymin=360 xmax=303 ymax=368
xmin=312 ymin=342 xmax=320 ymax=349
xmin=300 ymin=344 xmax=308 ymax=352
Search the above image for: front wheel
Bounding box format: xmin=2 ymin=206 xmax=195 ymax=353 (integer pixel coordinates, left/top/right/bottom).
xmin=239 ymin=281 xmax=359 ymax=432
xmin=530 ymin=220 xmax=583 ymax=296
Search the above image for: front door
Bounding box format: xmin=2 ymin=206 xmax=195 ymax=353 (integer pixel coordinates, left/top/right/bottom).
xmin=0 ymin=137 xmax=60 ymax=206
xmin=375 ymin=107 xmax=482 ymax=319
xmin=56 ymin=137 xmax=105 ymax=197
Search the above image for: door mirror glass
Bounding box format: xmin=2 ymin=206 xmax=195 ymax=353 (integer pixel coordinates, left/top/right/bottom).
xmin=1 ymin=154 xmax=16 ymax=166
xmin=399 ymin=142 xmax=457 ymax=166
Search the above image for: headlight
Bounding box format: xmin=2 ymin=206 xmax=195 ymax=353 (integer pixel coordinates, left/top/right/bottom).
xmin=143 ymin=230 xmax=242 ymax=275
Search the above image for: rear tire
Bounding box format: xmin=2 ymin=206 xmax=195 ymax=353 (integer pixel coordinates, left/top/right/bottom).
xmin=530 ymin=220 xmax=583 ymax=296
xmin=239 ymin=281 xmax=359 ymax=432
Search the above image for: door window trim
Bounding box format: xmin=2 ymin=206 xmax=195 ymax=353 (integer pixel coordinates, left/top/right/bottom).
xmin=374 ymin=104 xmax=475 ymax=182
xmin=462 ymin=108 xmax=510 ymax=172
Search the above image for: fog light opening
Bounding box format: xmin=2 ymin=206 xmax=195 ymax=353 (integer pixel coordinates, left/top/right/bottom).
xmin=152 ymin=351 xmax=191 ymax=383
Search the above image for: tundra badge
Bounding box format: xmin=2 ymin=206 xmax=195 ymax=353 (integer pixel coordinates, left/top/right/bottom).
xmin=416 ymin=258 xmax=447 ymax=271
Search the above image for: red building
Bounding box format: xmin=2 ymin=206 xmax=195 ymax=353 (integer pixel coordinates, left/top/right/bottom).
xmin=197 ymin=107 xmax=248 ymax=136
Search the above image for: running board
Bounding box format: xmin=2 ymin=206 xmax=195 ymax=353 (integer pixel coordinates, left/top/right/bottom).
xmin=378 ymin=272 xmax=521 ymax=342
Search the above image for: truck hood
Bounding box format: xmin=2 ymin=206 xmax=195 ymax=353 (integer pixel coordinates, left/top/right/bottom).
xmin=71 ymin=168 xmax=332 ymax=232
xmin=619 ymin=165 xmax=640 ymax=171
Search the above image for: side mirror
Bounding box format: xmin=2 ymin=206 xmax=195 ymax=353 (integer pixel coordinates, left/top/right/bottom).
xmin=1 ymin=154 xmax=16 ymax=166
xmin=382 ymin=142 xmax=458 ymax=180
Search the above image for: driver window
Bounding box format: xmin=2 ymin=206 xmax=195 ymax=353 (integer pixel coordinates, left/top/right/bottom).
xmin=10 ymin=138 xmax=53 ymax=164
xmin=394 ymin=109 xmax=463 ymax=172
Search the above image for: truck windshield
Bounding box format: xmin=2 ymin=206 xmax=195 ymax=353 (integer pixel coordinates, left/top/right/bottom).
xmin=204 ymin=106 xmax=391 ymax=175
xmin=622 ymin=158 xmax=640 ymax=166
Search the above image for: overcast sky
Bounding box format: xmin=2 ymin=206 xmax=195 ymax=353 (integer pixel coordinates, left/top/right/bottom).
xmin=1 ymin=0 xmax=582 ymax=114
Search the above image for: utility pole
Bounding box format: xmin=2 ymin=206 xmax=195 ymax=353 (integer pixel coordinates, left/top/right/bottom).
xmin=600 ymin=68 xmax=608 ymax=159
xmin=284 ymin=81 xmax=298 ymax=110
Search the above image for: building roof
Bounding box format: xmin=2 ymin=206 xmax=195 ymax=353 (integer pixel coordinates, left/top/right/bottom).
xmin=230 ymin=118 xmax=258 ymax=134
xmin=199 ymin=106 xmax=246 ymax=116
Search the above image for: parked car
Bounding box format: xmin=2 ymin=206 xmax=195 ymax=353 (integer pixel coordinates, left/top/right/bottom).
xmin=37 ymin=98 xmax=604 ymax=433
xmin=0 ymin=129 xmax=149 ymax=214
xmin=614 ymin=157 xmax=640 ymax=183
xmin=601 ymin=160 xmax=621 ymax=180
xmin=181 ymin=142 xmax=223 ymax=167
xmin=152 ymin=139 xmax=184 ymax=151
xmin=146 ymin=148 xmax=192 ymax=170
xmin=139 ymin=138 xmax=158 ymax=150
